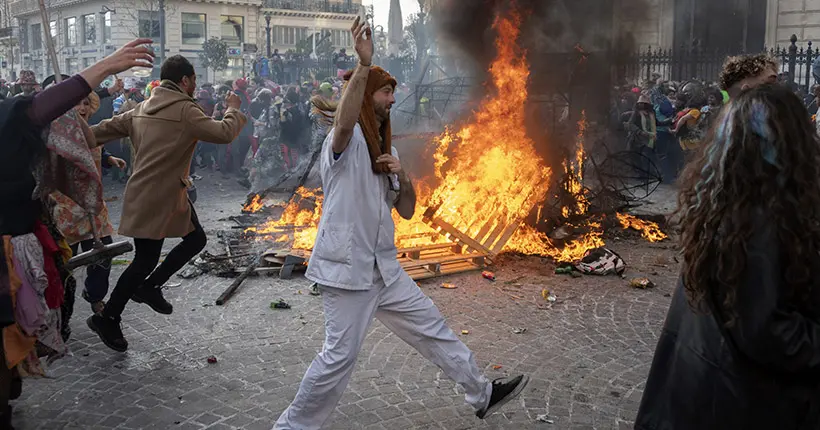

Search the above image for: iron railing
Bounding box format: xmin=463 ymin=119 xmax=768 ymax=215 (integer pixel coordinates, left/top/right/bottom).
xmin=262 ymin=0 xmax=359 ymax=14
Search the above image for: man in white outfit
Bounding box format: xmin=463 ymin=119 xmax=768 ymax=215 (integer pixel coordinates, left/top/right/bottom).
xmin=273 ymin=17 xmax=529 ymax=430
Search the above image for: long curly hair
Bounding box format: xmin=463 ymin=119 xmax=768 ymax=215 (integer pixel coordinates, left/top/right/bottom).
xmin=676 ymin=84 xmax=820 ymax=321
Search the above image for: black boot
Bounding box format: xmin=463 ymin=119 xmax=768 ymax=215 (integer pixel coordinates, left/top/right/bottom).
xmin=476 ymin=375 xmax=530 ymax=419
xmin=131 ymin=285 xmax=173 ymax=315
xmin=87 ymin=314 xmax=128 ymax=352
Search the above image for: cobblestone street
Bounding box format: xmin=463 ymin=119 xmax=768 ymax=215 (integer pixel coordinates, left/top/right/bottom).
xmin=13 ymin=176 xmax=680 ymax=430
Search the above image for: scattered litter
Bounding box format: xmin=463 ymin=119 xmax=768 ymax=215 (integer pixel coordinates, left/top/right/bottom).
xmin=309 ymin=283 xmax=321 ymax=296
xmin=570 ymin=271 xmax=582 ymax=278
xmin=191 ymin=174 xmax=203 ymax=181
xmin=178 ymin=266 xmax=203 ymax=279
xmin=630 ymin=277 xmax=656 ymax=289
xmin=482 ymin=271 xmax=496 ymax=281
xmin=270 ymin=299 xmax=291 ymax=310
xmin=461 ymin=330 xmax=469 ymax=335
xmin=536 ymin=414 xmax=554 ymax=424
xmin=296 ymin=290 xmax=303 ymax=295
xmin=104 ymin=196 xmax=119 ymax=202
xmin=111 ymin=259 xmax=130 ymax=266
xmin=541 ymin=289 xmax=557 ymax=302
xmin=206 ymin=356 xmax=218 ymax=364
xmin=440 ymin=283 xmax=457 ymax=289
xmin=575 ymin=247 xmax=626 ymax=276
xmin=492 ymin=365 xmax=502 ymax=370
xmin=512 ymin=327 xmax=527 ymax=334
xmin=164 ymin=282 xmax=182 ymax=288
xmin=554 ymin=266 xmax=573 ymax=275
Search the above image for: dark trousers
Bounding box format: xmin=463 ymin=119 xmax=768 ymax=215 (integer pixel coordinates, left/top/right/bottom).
xmin=231 ymin=136 xmax=251 ymax=174
xmin=656 ymin=132 xmax=682 ymax=184
xmin=104 ymin=204 xmax=206 ymax=318
xmin=70 ymin=236 xmax=113 ymax=303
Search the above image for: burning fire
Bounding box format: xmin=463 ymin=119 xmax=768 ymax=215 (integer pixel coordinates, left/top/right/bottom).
xmin=244 ymin=195 xmax=266 ymax=213
xmin=245 ymin=187 xmax=323 ymax=249
xmin=616 ymin=213 xmax=668 ymax=242
xmin=422 ymin=11 xmax=551 ymax=249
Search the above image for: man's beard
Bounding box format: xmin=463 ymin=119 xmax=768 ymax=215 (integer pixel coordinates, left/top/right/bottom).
xmin=375 ymin=105 xmax=390 ymax=122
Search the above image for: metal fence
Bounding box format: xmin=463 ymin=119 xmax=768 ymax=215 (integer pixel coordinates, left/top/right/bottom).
xmin=615 ymin=34 xmax=817 ymax=93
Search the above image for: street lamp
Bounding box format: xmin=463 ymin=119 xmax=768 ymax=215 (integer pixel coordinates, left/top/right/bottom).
xmin=265 ymin=13 xmax=272 ymax=57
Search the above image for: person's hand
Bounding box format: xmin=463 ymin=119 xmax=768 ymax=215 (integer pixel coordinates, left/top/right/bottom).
xmin=351 ymin=17 xmax=373 ymax=66
xmin=99 ymin=39 xmax=155 ymax=76
xmin=108 ymin=78 xmax=124 ymax=95
xmin=226 ymin=92 xmax=241 ymax=110
xmin=376 ymin=154 xmax=403 ymax=175
xmin=108 ymin=156 xmax=127 ymax=170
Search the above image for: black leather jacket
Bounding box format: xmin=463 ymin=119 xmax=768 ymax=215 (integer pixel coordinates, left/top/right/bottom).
xmin=636 ymin=222 xmax=820 ymax=430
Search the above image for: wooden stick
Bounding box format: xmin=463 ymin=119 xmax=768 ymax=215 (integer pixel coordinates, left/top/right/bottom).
xmin=216 ymin=254 xmax=261 ymax=305
xmin=37 ymin=0 xmax=62 ymax=82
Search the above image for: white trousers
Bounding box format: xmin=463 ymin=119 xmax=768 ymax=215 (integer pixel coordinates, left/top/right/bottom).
xmin=273 ymin=269 xmax=491 ymax=430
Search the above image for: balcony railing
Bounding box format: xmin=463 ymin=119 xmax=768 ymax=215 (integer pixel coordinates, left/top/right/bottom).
xmin=263 ymin=0 xmax=359 ymax=14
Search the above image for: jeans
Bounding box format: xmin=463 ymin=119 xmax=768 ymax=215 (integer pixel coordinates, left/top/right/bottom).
xmin=103 ymin=204 xmax=206 ymax=319
xmin=656 ymin=132 xmax=682 ymax=184
xmin=69 ymin=236 xmax=113 ymax=303
xmin=231 ymin=136 xmax=251 ymax=174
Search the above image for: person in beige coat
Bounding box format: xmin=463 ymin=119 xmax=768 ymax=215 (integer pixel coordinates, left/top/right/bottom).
xmin=87 ymin=55 xmax=246 ymax=352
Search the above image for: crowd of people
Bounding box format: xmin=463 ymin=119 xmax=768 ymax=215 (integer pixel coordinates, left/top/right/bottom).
xmin=609 ymin=53 xmax=820 ymax=184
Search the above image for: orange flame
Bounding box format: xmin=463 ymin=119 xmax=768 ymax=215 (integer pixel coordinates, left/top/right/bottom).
xmin=243 ymin=195 xmax=266 ymax=213
xmin=246 ymin=187 xmax=323 ymax=249
xmin=616 ymin=213 xmax=668 ymax=242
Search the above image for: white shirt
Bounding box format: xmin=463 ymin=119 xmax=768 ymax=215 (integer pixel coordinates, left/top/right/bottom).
xmin=305 ymin=124 xmax=402 ymax=290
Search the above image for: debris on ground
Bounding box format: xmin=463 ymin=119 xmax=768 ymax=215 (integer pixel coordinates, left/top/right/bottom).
xmin=536 ymin=414 xmax=554 ymax=424
xmin=309 ymin=283 xmax=321 ymax=296
xmin=112 ymin=259 xmax=130 ymax=266
xmin=575 ymin=247 xmax=626 ymax=276
xmin=164 ymin=282 xmax=182 ymax=288
xmin=512 ymin=327 xmax=527 ymax=334
xmin=270 ymin=299 xmax=291 ymax=310
xmin=104 ymin=196 xmax=119 ymax=202
xmin=482 ymin=271 xmax=496 ymax=281
xmin=542 ymin=289 xmax=557 ymax=302
xmin=492 ymin=365 xmax=502 ymax=370
xmin=440 ymin=282 xmax=457 ymax=289
xmin=630 ymin=277 xmax=656 ymax=289
xmin=206 ymin=356 xmax=217 ymax=364
xmin=461 ymin=330 xmax=469 ymax=335
xmin=554 ymin=266 xmax=573 ymax=275
xmin=178 ymin=266 xmax=203 ymax=279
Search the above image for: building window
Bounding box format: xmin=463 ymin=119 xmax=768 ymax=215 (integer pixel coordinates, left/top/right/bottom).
xmin=31 ymin=23 xmax=42 ymax=50
xmin=103 ymin=11 xmax=112 ymax=43
xmin=181 ymin=13 xmax=206 ymax=45
xmin=83 ymin=57 xmax=94 ymax=68
xmin=83 ymin=14 xmax=96 ymax=45
xmin=273 ymin=26 xmax=308 ymax=46
xmin=65 ymin=17 xmax=77 ymax=47
xmin=49 ymin=21 xmax=57 ymax=47
xmin=65 ymin=58 xmax=79 ymax=75
xmin=139 ymin=11 xmax=161 ymax=39
xmin=221 ymin=15 xmax=244 ymax=46
xmin=330 ymin=29 xmax=351 ymax=47
xmin=226 ymin=57 xmax=244 ymax=78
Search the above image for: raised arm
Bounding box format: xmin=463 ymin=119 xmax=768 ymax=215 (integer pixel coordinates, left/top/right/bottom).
xmin=28 ymin=39 xmax=153 ymax=127
xmin=187 ymin=94 xmax=247 ymax=144
xmin=332 ymin=17 xmax=373 ymax=154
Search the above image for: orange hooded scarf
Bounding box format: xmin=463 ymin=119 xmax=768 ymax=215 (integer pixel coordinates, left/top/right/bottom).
xmin=343 ymin=66 xmax=397 ymax=174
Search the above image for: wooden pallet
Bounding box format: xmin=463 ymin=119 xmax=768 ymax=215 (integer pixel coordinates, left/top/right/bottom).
xmin=265 ymin=242 xmax=487 ymax=281
xmin=422 ymin=206 xmax=523 ymax=256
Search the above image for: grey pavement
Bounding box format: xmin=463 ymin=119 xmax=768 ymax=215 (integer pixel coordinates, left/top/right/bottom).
xmin=12 ymin=175 xmax=679 ymax=430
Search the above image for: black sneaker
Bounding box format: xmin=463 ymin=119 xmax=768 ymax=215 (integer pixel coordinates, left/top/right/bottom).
xmin=476 ymin=375 xmax=530 ymax=419
xmin=87 ymin=314 xmax=128 ymax=352
xmin=131 ymin=285 xmax=173 ymax=315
